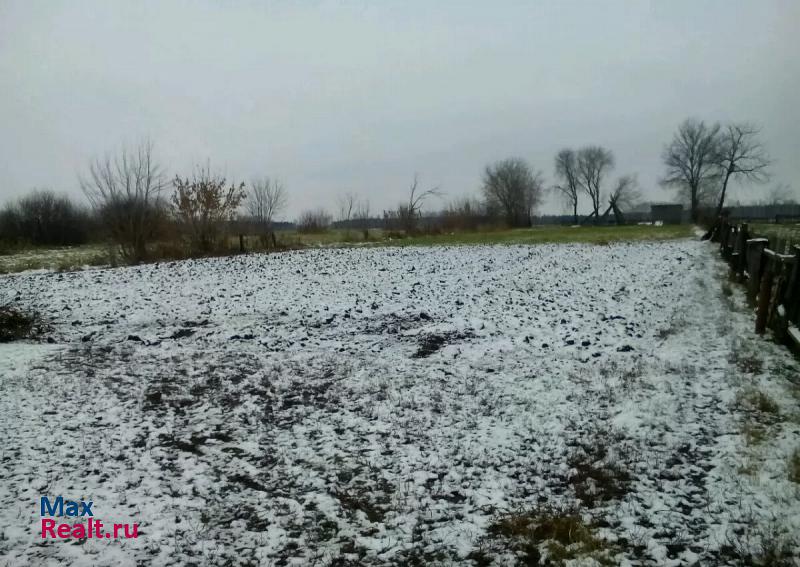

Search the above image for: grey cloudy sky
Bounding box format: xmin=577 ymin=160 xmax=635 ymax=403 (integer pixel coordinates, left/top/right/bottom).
xmin=1 ymin=0 xmax=798 ymax=218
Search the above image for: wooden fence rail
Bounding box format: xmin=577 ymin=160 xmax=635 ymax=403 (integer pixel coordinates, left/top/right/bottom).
xmin=714 ymin=220 xmax=800 ymax=351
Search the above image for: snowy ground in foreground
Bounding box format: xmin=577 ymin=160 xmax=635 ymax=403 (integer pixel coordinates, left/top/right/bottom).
xmin=1 ymin=240 xmax=798 ymax=566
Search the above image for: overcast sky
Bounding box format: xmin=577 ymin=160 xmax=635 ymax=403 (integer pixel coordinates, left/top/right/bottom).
xmin=1 ymin=0 xmax=798 ymax=218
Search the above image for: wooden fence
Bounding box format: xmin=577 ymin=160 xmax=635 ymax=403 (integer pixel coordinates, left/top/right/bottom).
xmin=714 ymin=220 xmax=800 ymax=350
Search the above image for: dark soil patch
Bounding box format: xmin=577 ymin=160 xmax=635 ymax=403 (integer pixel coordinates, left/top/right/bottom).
xmin=412 ymin=331 xmax=474 ymax=358
xmin=361 ymin=312 xmax=435 ymax=335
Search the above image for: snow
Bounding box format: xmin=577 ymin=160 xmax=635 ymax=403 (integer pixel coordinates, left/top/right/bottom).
xmin=1 ymin=239 xmax=798 ymax=565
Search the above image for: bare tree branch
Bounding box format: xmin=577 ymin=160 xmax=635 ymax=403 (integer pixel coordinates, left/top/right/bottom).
xmin=397 ymin=174 xmax=442 ymax=234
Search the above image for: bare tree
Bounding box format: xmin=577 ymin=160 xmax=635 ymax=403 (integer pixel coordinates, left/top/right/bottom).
xmin=605 ymin=174 xmax=641 ymax=224
xmin=660 ymin=118 xmax=721 ymax=222
xmin=763 ymin=183 xmax=797 ymax=206
xmin=336 ymin=192 xmax=358 ymax=224
xmin=397 ymin=174 xmax=441 ymax=234
xmin=4 ymin=189 xmax=92 ymax=246
xmin=553 ymin=149 xmax=580 ymax=224
xmin=576 ymin=146 xmax=614 ymax=223
xmin=353 ymin=198 xmax=371 ymax=240
xmin=80 ymin=140 xmax=166 ymax=263
xmin=482 ymin=158 xmax=544 ymax=227
xmin=247 ymin=177 xmax=287 ymax=247
xmin=712 ymin=123 xmax=770 ymax=218
xmin=172 ymin=165 xmax=246 ymax=253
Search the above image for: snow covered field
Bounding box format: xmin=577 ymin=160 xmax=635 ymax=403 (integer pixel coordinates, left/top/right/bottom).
xmin=1 ymin=240 xmax=798 ymax=566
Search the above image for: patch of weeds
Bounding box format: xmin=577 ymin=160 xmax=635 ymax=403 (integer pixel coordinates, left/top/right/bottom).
xmin=740 ymin=422 xmax=768 ymax=447
xmin=730 ymin=350 xmax=764 ymax=375
xmin=565 ymin=429 xmax=632 ymax=507
xmin=598 ymin=358 xmax=645 ymax=391
xmin=0 ymin=304 xmax=47 ymax=342
xmin=771 ymin=363 xmax=799 ymax=386
xmin=412 ymin=330 xmax=474 ymax=358
xmin=332 ymin=487 xmax=387 ymax=523
xmin=55 ymin=259 xmax=81 ymax=272
xmin=413 ymin=334 xmax=448 ymax=358
xmin=721 ymin=520 xmax=799 ymax=567
xmin=663 ymin=359 xmax=697 ymax=379
xmin=789 ymin=448 xmax=800 ymax=484
xmin=235 ymin=503 xmax=270 ymax=531
xmin=722 ymin=282 xmax=734 ymax=297
xmin=485 ymin=506 xmax=617 ymax=565
xmin=737 ymin=455 xmax=760 ymax=477
xmin=734 ymin=387 xmax=781 ymax=419
xmin=361 ymin=312 xmax=432 ymax=335
xmin=656 ymin=314 xmax=687 ymax=340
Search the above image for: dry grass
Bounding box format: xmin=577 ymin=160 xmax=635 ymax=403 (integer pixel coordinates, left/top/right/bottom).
xmin=734 ymin=387 xmax=781 ymax=417
xmin=730 ymin=350 xmax=765 ymax=375
xmin=740 ymin=422 xmax=768 ymax=447
xmin=789 ymin=448 xmax=800 ymax=484
xmin=483 ymin=507 xmax=617 ymax=565
xmin=722 ymin=520 xmax=799 ymax=567
xmin=0 ymin=225 xmax=693 ymax=274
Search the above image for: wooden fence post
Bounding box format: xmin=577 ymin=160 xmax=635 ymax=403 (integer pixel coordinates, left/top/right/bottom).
xmin=755 ymin=249 xmax=775 ymax=334
xmin=787 ymin=244 xmax=800 ymax=324
xmin=239 ymin=234 xmax=245 ymax=253
xmin=746 ymin=238 xmax=769 ymax=303
xmin=713 ymin=218 xmax=724 ymax=243
xmin=732 ymin=223 xmax=748 ymax=277
xmin=722 ymin=225 xmax=733 ymax=260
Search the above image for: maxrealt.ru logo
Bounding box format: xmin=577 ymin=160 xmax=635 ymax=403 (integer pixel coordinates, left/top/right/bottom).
xmin=40 ymin=496 xmax=139 ymax=539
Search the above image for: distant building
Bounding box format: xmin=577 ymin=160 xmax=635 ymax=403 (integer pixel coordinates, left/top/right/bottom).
xmin=650 ymin=203 xmax=683 ymax=224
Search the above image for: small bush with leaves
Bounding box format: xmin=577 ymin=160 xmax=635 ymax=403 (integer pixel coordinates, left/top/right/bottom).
xmin=172 ymin=167 xmax=246 ymax=253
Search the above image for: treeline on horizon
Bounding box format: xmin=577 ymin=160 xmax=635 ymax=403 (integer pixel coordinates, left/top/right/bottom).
xmin=0 ymin=118 xmax=790 ymax=263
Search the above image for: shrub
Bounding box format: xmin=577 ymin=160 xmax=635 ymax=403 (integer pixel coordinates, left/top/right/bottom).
xmin=735 ymin=387 xmax=780 ymax=416
xmin=81 ymin=140 xmax=168 ymax=263
xmin=297 ymin=208 xmax=332 ymax=233
xmin=0 ymin=304 xmax=45 ymax=342
xmin=723 ymin=520 xmax=798 ymax=567
xmin=440 ymin=197 xmax=485 ymax=231
xmin=172 ymin=167 xmax=246 ymax=253
xmin=485 ymin=506 xmax=615 ymax=564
